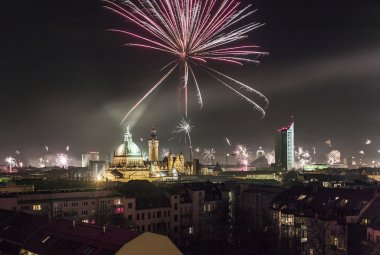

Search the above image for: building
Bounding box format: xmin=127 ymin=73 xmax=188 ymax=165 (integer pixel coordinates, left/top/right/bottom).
xmin=81 ymin=151 xmax=100 ymax=167
xmin=105 ymin=126 xmax=188 ymax=181
xmin=0 ymin=209 xmax=181 ymax=255
xmin=275 ymin=121 xmax=295 ymax=171
xmin=0 ymin=189 xmax=123 ymax=225
xmin=270 ymin=185 xmax=377 ymax=255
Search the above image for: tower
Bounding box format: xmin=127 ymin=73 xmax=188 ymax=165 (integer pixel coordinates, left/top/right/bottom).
xmin=275 ymin=121 xmax=295 ymax=171
xmin=148 ymin=126 xmax=159 ymax=162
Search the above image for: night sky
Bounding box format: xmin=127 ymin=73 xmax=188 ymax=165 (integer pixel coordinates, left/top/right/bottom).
xmin=1 ymin=0 xmax=380 ymax=165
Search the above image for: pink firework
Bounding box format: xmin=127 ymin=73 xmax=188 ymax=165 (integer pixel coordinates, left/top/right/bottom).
xmin=103 ymin=0 xmax=269 ymax=124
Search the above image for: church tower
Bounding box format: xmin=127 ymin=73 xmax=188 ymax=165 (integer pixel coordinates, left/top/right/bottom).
xmin=148 ymin=126 xmax=159 ymax=162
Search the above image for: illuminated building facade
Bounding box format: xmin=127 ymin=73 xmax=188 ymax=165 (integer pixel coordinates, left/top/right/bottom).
xmin=275 ymin=121 xmax=295 ymax=171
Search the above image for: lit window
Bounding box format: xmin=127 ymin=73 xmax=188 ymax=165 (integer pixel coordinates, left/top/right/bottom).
xmin=188 ymin=227 xmax=194 ymax=234
xmin=33 ymin=205 xmax=42 ymax=211
xmin=335 ymin=197 xmax=340 ymax=200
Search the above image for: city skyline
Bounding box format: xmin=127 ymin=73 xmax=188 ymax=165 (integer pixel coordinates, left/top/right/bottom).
xmin=1 ymin=0 xmax=380 ymax=165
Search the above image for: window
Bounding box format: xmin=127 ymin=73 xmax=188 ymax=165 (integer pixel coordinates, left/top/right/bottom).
xmin=164 ymin=211 xmax=167 ymax=217
xmin=174 ymin=215 xmax=178 ymax=222
xmin=141 ymin=225 xmax=145 ymax=232
xmin=82 ymin=211 xmax=88 ymax=215
xmin=148 ymin=212 xmax=151 ymax=219
xmin=33 ymin=205 xmax=42 ymax=211
xmin=63 ymin=203 xmax=68 ymax=208
xmin=137 ymin=213 xmax=140 ymax=220
xmin=91 ymin=201 xmax=96 ymax=205
xmin=297 ymin=195 xmax=307 ymax=200
xmin=72 ymin=202 xmax=78 ymax=207
xmin=128 ymin=202 xmax=133 ymax=209
xmin=174 ymin=203 xmax=178 ymax=210
xmin=141 ymin=213 xmax=145 ymax=220
xmin=128 ymin=215 xmax=133 ymax=221
xmin=153 ymin=212 xmax=155 ymax=219
xmin=83 ymin=202 xmax=88 ymax=206
xmin=157 ymin=211 xmax=161 ymax=218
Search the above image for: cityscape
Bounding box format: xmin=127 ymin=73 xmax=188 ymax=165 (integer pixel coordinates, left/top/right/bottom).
xmin=1 ymin=0 xmax=380 ymax=255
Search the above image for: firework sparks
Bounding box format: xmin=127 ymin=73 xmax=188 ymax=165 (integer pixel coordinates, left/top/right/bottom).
xmin=161 ymin=148 xmax=170 ymax=158
xmin=313 ymin=147 xmax=316 ymax=155
xmin=327 ymin=150 xmax=341 ymax=164
xmin=359 ymin=150 xmax=365 ymax=155
xmin=203 ymin=148 xmax=216 ymax=164
xmin=45 ymin=146 xmax=49 ymax=152
xmin=5 ymin=157 xmax=17 ymax=167
xmin=66 ymin=146 xmax=70 ymax=151
xmin=225 ymin=137 xmax=231 ymax=146
xmin=378 ymin=149 xmax=380 ymax=154
xmin=56 ymin=153 xmax=70 ymax=168
xmin=195 ymin=147 xmax=200 ymax=153
xmin=103 ymin=0 xmax=269 ymax=123
xmin=172 ymin=118 xmax=193 ymax=145
xmin=325 ymin=139 xmax=332 ymax=147
xmin=234 ymin=144 xmax=250 ymax=161
xmin=365 ymin=139 xmax=371 ymax=145
xmin=15 ymin=150 xmax=20 ymax=155
xmin=295 ymin=147 xmax=311 ymax=169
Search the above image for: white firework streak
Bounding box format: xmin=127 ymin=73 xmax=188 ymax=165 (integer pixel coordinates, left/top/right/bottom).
xmin=359 ymin=150 xmax=365 ymax=155
xmin=325 ymin=139 xmax=332 ymax=147
xmin=161 ymin=148 xmax=170 ymax=158
xmin=5 ymin=157 xmax=17 ymax=167
xmin=171 ymin=118 xmax=193 ymax=145
xmin=225 ymin=137 xmax=231 ymax=146
xmin=365 ymin=139 xmax=371 ymax=145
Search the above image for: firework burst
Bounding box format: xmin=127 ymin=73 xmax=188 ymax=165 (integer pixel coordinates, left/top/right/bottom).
xmin=172 ymin=118 xmax=193 ymax=145
xmin=103 ymin=0 xmax=269 ymax=123
xmin=203 ymin=148 xmax=216 ymax=164
xmin=56 ymin=153 xmax=70 ymax=168
xmin=5 ymin=157 xmax=17 ymax=167
xmin=234 ymin=144 xmax=250 ymax=162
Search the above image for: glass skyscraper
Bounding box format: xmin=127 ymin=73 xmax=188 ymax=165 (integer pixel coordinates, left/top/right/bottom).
xmin=275 ymin=121 xmax=295 ymax=171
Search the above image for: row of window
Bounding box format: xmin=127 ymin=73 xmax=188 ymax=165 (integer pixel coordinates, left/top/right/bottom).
xmin=136 ymin=210 xmax=171 ymax=220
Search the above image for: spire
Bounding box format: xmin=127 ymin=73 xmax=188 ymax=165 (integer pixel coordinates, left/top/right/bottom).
xmin=124 ymin=126 xmax=132 ymax=142
xmin=150 ymin=125 xmax=158 ymax=139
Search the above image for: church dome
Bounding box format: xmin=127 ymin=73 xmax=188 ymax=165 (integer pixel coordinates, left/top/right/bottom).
xmin=114 ymin=127 xmax=142 ymax=157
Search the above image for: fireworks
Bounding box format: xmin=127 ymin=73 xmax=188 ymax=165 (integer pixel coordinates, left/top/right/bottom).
xmin=295 ymin=147 xmax=311 ymax=169
xmin=195 ymin=147 xmax=200 ymax=153
xmin=365 ymin=139 xmax=371 ymax=145
xmin=56 ymin=153 xmax=70 ymax=168
xmin=234 ymin=144 xmax=250 ymax=161
xmin=378 ymin=149 xmax=380 ymax=154
xmin=66 ymin=146 xmax=70 ymax=151
xmin=327 ymin=150 xmax=341 ymax=164
xmin=325 ymin=139 xmax=332 ymax=147
xmin=359 ymin=150 xmax=365 ymax=155
xmin=161 ymin=148 xmax=170 ymax=158
xmin=5 ymin=157 xmax=17 ymax=167
xmin=15 ymin=150 xmax=20 ymax=155
xmin=225 ymin=137 xmax=231 ymax=146
xmin=313 ymin=147 xmax=316 ymax=155
xmin=45 ymin=146 xmax=49 ymax=152
xmin=172 ymin=118 xmax=193 ymax=145
xmin=103 ymin=0 xmax=269 ymax=123
xmin=203 ymin=148 xmax=216 ymax=164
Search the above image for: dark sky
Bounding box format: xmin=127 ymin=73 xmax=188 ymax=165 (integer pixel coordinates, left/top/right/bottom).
xmin=1 ymin=0 xmax=380 ymax=165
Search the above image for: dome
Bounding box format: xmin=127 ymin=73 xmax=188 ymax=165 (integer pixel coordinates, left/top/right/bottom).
xmin=114 ymin=127 xmax=142 ymax=157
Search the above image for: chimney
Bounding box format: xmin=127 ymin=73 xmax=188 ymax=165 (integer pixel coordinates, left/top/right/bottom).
xmin=72 ymin=221 xmax=76 ymax=228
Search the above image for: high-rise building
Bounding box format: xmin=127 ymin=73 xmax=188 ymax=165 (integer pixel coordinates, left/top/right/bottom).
xmin=275 ymin=121 xmax=295 ymax=171
xmin=82 ymin=152 xmax=100 ymax=167
xmin=148 ymin=126 xmax=159 ymax=162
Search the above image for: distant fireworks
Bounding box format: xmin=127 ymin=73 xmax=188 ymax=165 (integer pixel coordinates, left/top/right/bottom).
xmin=161 ymin=148 xmax=170 ymax=158
xmin=359 ymin=150 xmax=365 ymax=155
xmin=295 ymin=147 xmax=311 ymax=169
xmin=195 ymin=147 xmax=200 ymax=153
xmin=327 ymin=150 xmax=341 ymax=164
xmin=103 ymin=0 xmax=269 ymax=124
xmin=225 ymin=137 xmax=231 ymax=146
xmin=234 ymin=144 xmax=250 ymax=162
xmin=56 ymin=153 xmax=70 ymax=168
xmin=365 ymin=139 xmax=372 ymax=145
xmin=325 ymin=139 xmax=332 ymax=147
xmin=203 ymin=148 xmax=216 ymax=164
xmin=172 ymin=118 xmax=193 ymax=145
xmin=45 ymin=146 xmax=49 ymax=152
xmin=66 ymin=146 xmax=70 ymax=151
xmin=5 ymin=157 xmax=17 ymax=167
